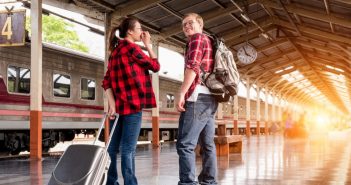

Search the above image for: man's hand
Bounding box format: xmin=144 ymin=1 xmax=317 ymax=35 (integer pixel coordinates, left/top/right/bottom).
xmin=176 ymin=94 xmax=186 ymax=112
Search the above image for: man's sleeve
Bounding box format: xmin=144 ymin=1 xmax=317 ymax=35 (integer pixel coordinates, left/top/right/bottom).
xmin=185 ymin=34 xmax=203 ymax=74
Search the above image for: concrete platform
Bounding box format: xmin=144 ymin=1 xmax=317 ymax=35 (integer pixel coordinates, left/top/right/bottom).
xmin=1 ymin=131 xmax=351 ymax=185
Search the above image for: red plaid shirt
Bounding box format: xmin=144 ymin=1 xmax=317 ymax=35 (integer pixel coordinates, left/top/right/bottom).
xmin=184 ymin=33 xmax=214 ymax=100
xmin=102 ymin=40 xmax=160 ymax=115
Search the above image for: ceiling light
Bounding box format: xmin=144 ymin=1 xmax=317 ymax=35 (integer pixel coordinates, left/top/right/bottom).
xmin=260 ymin=33 xmax=270 ymax=40
xmin=240 ymin=13 xmax=251 ymax=22
xmin=284 ymin=66 xmax=293 ymax=70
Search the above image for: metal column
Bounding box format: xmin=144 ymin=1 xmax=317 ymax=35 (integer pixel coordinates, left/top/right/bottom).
xmin=152 ymin=41 xmax=160 ymax=148
xmin=233 ymin=95 xmax=239 ymax=135
xmin=30 ymin=0 xmax=43 ymax=159
xmin=103 ymin=13 xmax=111 ymax=143
xmin=256 ymin=87 xmax=261 ymax=135
xmin=264 ymin=90 xmax=269 ymax=135
xmin=245 ymin=79 xmax=251 ymax=137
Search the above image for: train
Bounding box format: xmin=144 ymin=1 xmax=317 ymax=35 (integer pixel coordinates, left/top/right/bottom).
xmin=0 ymin=42 xmax=273 ymax=155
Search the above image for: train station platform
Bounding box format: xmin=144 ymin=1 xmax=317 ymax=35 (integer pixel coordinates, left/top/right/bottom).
xmin=1 ymin=130 xmax=351 ymax=185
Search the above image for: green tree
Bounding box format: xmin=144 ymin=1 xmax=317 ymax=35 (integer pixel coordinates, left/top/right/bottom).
xmin=26 ymin=15 xmax=89 ymax=53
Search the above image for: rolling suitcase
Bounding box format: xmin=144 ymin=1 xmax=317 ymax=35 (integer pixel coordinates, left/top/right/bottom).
xmin=48 ymin=113 xmax=119 ymax=185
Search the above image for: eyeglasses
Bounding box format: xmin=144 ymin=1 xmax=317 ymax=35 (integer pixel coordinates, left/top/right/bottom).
xmin=182 ymin=20 xmax=196 ymax=28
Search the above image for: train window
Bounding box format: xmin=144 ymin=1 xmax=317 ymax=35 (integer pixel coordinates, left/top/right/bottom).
xmin=166 ymin=94 xmax=175 ymax=108
xmin=7 ymin=66 xmax=30 ymax=94
xmin=81 ymin=78 xmax=95 ymax=100
xmin=53 ymin=73 xmax=70 ymax=98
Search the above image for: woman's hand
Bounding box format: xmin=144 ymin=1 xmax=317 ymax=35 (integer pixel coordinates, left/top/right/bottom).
xmin=105 ymin=88 xmax=116 ymax=119
xmin=141 ymin=31 xmax=151 ymax=46
xmin=108 ymin=103 xmax=116 ymax=119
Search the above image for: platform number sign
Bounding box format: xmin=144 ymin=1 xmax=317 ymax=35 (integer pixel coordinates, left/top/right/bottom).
xmin=0 ymin=10 xmax=26 ymax=46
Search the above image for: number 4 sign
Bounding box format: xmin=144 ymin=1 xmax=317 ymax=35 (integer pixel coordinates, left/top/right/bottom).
xmin=0 ymin=9 xmax=25 ymax=46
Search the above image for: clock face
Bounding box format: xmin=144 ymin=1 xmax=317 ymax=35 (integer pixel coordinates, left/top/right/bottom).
xmin=237 ymin=44 xmax=257 ymax=65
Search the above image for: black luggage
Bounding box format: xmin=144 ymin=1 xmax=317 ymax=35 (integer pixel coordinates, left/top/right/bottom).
xmin=48 ymin=113 xmax=118 ymax=185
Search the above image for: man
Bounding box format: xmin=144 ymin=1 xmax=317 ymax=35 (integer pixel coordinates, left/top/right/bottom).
xmin=176 ymin=13 xmax=219 ymax=185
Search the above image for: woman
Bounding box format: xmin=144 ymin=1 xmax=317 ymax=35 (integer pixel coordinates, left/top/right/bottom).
xmin=102 ymin=17 xmax=160 ymax=185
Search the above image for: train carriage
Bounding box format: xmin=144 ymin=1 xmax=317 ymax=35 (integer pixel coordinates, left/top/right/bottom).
xmin=0 ymin=42 xmax=271 ymax=155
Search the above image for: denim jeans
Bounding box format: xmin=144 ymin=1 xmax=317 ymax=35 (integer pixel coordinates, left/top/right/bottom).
xmin=106 ymin=112 xmax=142 ymax=185
xmin=177 ymin=94 xmax=219 ymax=185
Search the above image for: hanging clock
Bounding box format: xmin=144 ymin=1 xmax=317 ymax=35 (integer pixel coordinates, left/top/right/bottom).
xmin=237 ymin=44 xmax=257 ymax=65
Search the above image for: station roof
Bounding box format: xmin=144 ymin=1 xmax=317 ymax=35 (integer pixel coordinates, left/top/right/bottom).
xmin=46 ymin=0 xmax=351 ymax=114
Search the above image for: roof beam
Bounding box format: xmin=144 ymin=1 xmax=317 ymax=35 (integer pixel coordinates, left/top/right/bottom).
xmin=230 ymin=0 xmax=272 ymax=39
xmin=211 ymin=0 xmax=226 ymax=8
xmin=332 ymin=43 xmax=351 ymax=56
xmin=240 ymin=48 xmax=296 ymax=72
xmin=160 ymin=3 xmax=238 ymax=38
xmin=334 ymin=0 xmax=351 ymax=5
xmin=83 ymin=0 xmax=114 ymax=11
xmin=247 ymin=58 xmax=299 ymax=78
xmin=249 ymin=60 xmax=298 ymax=83
xmin=323 ymin=0 xmax=335 ymax=32
xmin=306 ymin=54 xmax=350 ymax=72
xmin=273 ymin=18 xmax=351 ymax=45
xmin=255 ymin=65 xmax=297 ymax=84
xmin=157 ymin=2 xmax=182 ymax=19
xmin=159 ymin=0 xmax=259 ymax=38
xmin=276 ymin=0 xmax=301 ymax=36
xmin=262 ymin=68 xmax=314 ymax=87
xmin=310 ymin=62 xmax=350 ymax=79
xmin=274 ymin=78 xmax=307 ymax=93
xmin=296 ymin=32 xmax=351 ymax=51
xmin=220 ymin=17 xmax=273 ymax=41
xmin=294 ymin=39 xmax=350 ymax=62
xmin=257 ymin=38 xmax=288 ymax=52
xmin=43 ymin=0 xmax=104 ymax=25
xmin=227 ymin=25 xmax=276 ymax=47
xmin=260 ymin=0 xmax=351 ymax=29
xmin=229 ymin=13 xmax=247 ymax=27
xmin=112 ymin=0 xmax=162 ymax=19
xmin=283 ymin=34 xmax=348 ymax=113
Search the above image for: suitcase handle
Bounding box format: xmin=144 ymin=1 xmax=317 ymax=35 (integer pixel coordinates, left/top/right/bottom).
xmin=94 ymin=113 xmax=119 ymax=147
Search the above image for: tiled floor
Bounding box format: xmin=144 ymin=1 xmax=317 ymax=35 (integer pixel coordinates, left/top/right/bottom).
xmin=1 ymin=130 xmax=351 ymax=185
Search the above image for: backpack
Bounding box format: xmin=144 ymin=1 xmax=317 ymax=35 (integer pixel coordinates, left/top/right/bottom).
xmin=200 ymin=35 xmax=240 ymax=102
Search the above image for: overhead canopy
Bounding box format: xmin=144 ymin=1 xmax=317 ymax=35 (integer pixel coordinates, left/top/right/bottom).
xmin=43 ymin=0 xmax=351 ymax=114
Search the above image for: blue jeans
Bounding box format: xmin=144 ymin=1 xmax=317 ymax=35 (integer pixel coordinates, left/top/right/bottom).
xmin=106 ymin=112 xmax=142 ymax=185
xmin=177 ymin=94 xmax=218 ymax=185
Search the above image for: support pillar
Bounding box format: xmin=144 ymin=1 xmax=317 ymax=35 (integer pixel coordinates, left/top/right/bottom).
xmin=233 ymin=95 xmax=239 ymax=135
xmin=272 ymin=95 xmax=275 ymax=128
xmin=278 ymin=98 xmax=282 ymax=128
xmin=104 ymin=13 xmax=112 ymax=143
xmin=256 ymin=87 xmax=261 ymax=135
xmin=245 ymin=79 xmax=251 ymax=137
xmin=264 ymin=90 xmax=269 ymax=135
xmin=152 ymin=41 xmax=160 ymax=148
xmin=30 ymin=0 xmax=42 ymax=159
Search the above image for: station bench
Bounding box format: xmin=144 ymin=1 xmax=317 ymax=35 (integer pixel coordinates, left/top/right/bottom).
xmin=195 ymin=121 xmax=243 ymax=157
xmin=214 ymin=121 xmax=242 ymax=156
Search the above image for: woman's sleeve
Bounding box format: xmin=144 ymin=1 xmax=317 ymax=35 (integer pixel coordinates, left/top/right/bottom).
xmin=130 ymin=46 xmax=160 ymax=72
xmin=101 ymin=59 xmax=112 ymax=90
